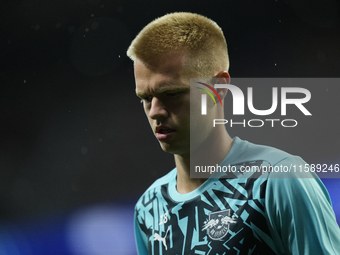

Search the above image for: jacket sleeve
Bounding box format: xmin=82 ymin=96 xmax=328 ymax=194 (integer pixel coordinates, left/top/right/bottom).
xmin=134 ymin=208 xmax=149 ymax=255
xmin=265 ymin=156 xmax=340 ymax=255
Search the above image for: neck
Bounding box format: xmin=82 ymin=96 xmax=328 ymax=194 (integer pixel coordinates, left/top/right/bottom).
xmin=174 ymin=129 xmax=233 ymax=194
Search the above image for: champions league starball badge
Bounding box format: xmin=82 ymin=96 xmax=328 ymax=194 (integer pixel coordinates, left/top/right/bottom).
xmin=202 ymin=209 xmax=237 ymax=240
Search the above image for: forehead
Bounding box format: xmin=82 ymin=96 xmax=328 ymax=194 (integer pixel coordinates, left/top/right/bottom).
xmin=134 ymin=53 xmax=191 ymax=95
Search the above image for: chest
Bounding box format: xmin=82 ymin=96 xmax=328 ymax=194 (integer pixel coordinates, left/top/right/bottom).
xmin=137 ymin=178 xmax=277 ymax=254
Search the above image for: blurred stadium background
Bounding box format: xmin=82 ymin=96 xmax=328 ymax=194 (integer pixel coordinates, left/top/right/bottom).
xmin=1 ymin=0 xmax=339 ymax=254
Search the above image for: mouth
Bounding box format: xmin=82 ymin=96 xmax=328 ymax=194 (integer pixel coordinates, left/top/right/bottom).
xmin=155 ymin=127 xmax=176 ymax=140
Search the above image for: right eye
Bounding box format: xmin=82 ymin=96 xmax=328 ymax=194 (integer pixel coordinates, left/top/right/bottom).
xmin=140 ymin=97 xmax=152 ymax=104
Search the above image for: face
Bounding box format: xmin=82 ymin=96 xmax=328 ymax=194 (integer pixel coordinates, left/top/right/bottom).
xmin=134 ymin=52 xmax=193 ymax=156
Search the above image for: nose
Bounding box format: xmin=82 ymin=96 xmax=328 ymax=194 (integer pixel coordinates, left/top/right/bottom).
xmin=148 ymin=97 xmax=168 ymax=120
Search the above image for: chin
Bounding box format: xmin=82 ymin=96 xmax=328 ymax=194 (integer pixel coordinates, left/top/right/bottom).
xmin=159 ymin=142 xmax=188 ymax=155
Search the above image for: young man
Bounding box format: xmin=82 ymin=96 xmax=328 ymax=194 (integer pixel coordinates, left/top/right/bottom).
xmin=127 ymin=12 xmax=340 ymax=254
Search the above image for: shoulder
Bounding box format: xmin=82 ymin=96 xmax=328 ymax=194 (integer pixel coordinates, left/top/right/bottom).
xmin=263 ymin=160 xmax=340 ymax=254
xmin=231 ymin=137 xmax=296 ymax=168
xmin=144 ymin=167 xmax=176 ymax=192
xmin=135 ymin=168 xmax=176 ymax=210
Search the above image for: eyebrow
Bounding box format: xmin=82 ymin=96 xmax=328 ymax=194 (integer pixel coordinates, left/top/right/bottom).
xmin=136 ymin=83 xmax=190 ymax=98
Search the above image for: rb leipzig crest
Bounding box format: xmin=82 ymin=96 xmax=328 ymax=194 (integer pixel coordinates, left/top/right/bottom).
xmin=202 ymin=209 xmax=237 ymax=240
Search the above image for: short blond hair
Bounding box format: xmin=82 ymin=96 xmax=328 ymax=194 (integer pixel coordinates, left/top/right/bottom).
xmin=127 ymin=12 xmax=229 ymax=77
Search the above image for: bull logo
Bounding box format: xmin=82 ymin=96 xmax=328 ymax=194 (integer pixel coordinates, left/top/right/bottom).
xmin=202 ymin=209 xmax=237 ymax=240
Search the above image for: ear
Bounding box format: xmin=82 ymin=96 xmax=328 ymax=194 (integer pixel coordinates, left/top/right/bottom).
xmin=214 ymin=71 xmax=230 ymax=100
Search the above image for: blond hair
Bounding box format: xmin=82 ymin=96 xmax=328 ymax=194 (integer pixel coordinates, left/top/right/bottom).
xmin=126 ymin=12 xmax=229 ymax=77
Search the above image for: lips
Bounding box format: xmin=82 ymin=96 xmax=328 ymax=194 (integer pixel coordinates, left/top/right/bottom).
xmin=155 ymin=126 xmax=176 ymax=140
